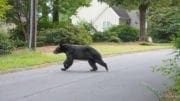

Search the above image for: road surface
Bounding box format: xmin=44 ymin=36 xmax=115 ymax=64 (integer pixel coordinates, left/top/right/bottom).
xmin=0 ymin=49 xmax=173 ymax=101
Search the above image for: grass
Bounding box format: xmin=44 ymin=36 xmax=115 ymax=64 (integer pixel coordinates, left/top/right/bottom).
xmin=92 ymin=42 xmax=171 ymax=55
xmin=0 ymin=43 xmax=171 ymax=72
xmin=0 ymin=50 xmax=66 ymax=71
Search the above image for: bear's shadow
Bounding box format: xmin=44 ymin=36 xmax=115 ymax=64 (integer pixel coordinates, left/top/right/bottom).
xmin=62 ymin=70 xmax=107 ymax=74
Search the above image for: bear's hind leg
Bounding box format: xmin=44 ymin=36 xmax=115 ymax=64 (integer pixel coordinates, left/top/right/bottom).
xmin=96 ymin=59 xmax=108 ymax=71
xmin=88 ymin=59 xmax=98 ymax=72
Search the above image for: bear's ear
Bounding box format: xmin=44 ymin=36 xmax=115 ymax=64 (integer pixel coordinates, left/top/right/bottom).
xmin=59 ymin=42 xmax=63 ymax=47
xmin=59 ymin=40 xmax=64 ymax=47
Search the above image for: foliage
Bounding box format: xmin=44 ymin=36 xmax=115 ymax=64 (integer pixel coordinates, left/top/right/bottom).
xmin=39 ymin=0 xmax=91 ymax=22
xmin=172 ymin=32 xmax=180 ymax=50
xmin=0 ymin=29 xmax=14 ymax=55
xmin=37 ymin=24 xmax=92 ymax=46
xmin=6 ymin=0 xmax=29 ymax=41
xmin=108 ymin=25 xmax=139 ymax=42
xmin=0 ymin=0 xmax=11 ymax=20
xmin=108 ymin=36 xmax=121 ymax=43
xmin=148 ymin=7 xmax=180 ymax=43
xmin=54 ymin=0 xmax=91 ymax=18
xmin=76 ymin=21 xmax=96 ymax=34
xmin=92 ymin=32 xmax=106 ymax=42
xmin=38 ymin=18 xmax=53 ymax=30
xmin=92 ymin=31 xmax=121 ymax=42
xmin=9 ymin=26 xmax=27 ymax=48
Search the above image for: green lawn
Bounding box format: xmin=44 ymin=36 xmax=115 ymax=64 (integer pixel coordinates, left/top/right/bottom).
xmin=92 ymin=43 xmax=171 ymax=55
xmin=0 ymin=43 xmax=171 ymax=72
xmin=0 ymin=50 xmax=66 ymax=71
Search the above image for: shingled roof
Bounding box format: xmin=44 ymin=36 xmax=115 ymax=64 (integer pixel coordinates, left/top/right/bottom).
xmin=111 ymin=6 xmax=130 ymax=20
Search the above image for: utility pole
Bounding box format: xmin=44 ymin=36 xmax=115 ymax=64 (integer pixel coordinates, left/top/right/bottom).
xmin=29 ymin=0 xmax=38 ymax=50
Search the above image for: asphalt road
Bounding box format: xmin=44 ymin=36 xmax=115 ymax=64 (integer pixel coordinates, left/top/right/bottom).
xmin=0 ymin=49 xmax=173 ymax=101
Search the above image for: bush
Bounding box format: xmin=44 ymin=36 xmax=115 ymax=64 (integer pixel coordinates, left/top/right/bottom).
xmin=76 ymin=21 xmax=96 ymax=34
xmin=9 ymin=27 xmax=27 ymax=47
xmin=108 ymin=36 xmax=121 ymax=43
xmin=92 ymin=31 xmax=120 ymax=43
xmin=92 ymin=32 xmax=107 ymax=42
xmin=172 ymin=33 xmax=180 ymax=49
xmin=37 ymin=24 xmax=92 ymax=46
xmin=38 ymin=18 xmax=53 ymax=30
xmin=0 ymin=30 xmax=14 ymax=55
xmin=108 ymin=25 xmax=139 ymax=42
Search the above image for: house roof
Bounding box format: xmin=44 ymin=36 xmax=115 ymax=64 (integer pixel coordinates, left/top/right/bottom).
xmin=111 ymin=6 xmax=130 ymax=20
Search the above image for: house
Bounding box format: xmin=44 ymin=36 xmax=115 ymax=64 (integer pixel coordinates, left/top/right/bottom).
xmin=128 ymin=10 xmax=140 ymax=29
xmin=71 ymin=0 xmax=132 ymax=32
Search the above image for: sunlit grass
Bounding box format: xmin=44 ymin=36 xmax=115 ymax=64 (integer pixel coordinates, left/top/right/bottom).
xmin=91 ymin=43 xmax=171 ymax=55
xmin=0 ymin=43 xmax=171 ymax=72
xmin=0 ymin=49 xmax=65 ymax=71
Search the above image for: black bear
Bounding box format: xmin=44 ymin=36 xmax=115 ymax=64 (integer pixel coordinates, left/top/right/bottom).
xmin=53 ymin=43 xmax=108 ymax=71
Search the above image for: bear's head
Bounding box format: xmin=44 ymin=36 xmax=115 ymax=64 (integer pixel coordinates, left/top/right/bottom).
xmin=53 ymin=43 xmax=66 ymax=54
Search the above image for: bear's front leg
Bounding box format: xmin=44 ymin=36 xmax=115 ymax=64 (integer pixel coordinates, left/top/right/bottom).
xmin=61 ymin=57 xmax=73 ymax=71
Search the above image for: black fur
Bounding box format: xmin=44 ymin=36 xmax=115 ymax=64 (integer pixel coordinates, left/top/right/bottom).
xmin=53 ymin=43 xmax=108 ymax=71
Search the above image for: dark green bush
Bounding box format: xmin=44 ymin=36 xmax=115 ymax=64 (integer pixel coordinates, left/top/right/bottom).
xmin=37 ymin=24 xmax=92 ymax=46
xmin=38 ymin=18 xmax=53 ymax=30
xmin=108 ymin=36 xmax=121 ymax=43
xmin=0 ymin=30 xmax=14 ymax=55
xmin=173 ymin=32 xmax=180 ymax=49
xmin=92 ymin=32 xmax=107 ymax=42
xmin=9 ymin=27 xmax=27 ymax=47
xmin=92 ymin=31 xmax=120 ymax=43
xmin=108 ymin=25 xmax=139 ymax=42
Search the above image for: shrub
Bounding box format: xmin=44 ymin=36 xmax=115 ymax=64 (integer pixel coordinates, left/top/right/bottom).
xmin=108 ymin=36 xmax=121 ymax=43
xmin=92 ymin=32 xmax=107 ymax=42
xmin=76 ymin=21 xmax=96 ymax=34
xmin=37 ymin=24 xmax=92 ymax=46
xmin=9 ymin=27 xmax=27 ymax=47
xmin=0 ymin=29 xmax=14 ymax=55
xmin=108 ymin=25 xmax=139 ymax=42
xmin=173 ymin=33 xmax=180 ymax=49
xmin=38 ymin=18 xmax=53 ymax=30
xmin=92 ymin=31 xmax=120 ymax=43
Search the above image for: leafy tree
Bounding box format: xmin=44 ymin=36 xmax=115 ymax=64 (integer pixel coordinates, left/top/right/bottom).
xmin=148 ymin=7 xmax=180 ymax=42
xmin=38 ymin=0 xmax=50 ymax=20
xmin=51 ymin=0 xmax=91 ymax=22
xmin=0 ymin=0 xmax=11 ymax=20
xmin=6 ymin=0 xmax=29 ymax=41
xmin=6 ymin=0 xmax=91 ymax=47
xmin=98 ymin=0 xmax=180 ymax=41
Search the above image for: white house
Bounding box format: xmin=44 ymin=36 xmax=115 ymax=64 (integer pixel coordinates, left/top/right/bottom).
xmin=71 ymin=0 xmax=131 ymax=32
xmin=128 ymin=10 xmax=140 ymax=29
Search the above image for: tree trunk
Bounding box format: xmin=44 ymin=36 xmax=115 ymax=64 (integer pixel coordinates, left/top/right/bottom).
xmin=29 ymin=0 xmax=38 ymax=50
xmin=139 ymin=4 xmax=147 ymax=41
xmin=52 ymin=0 xmax=59 ymax=22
